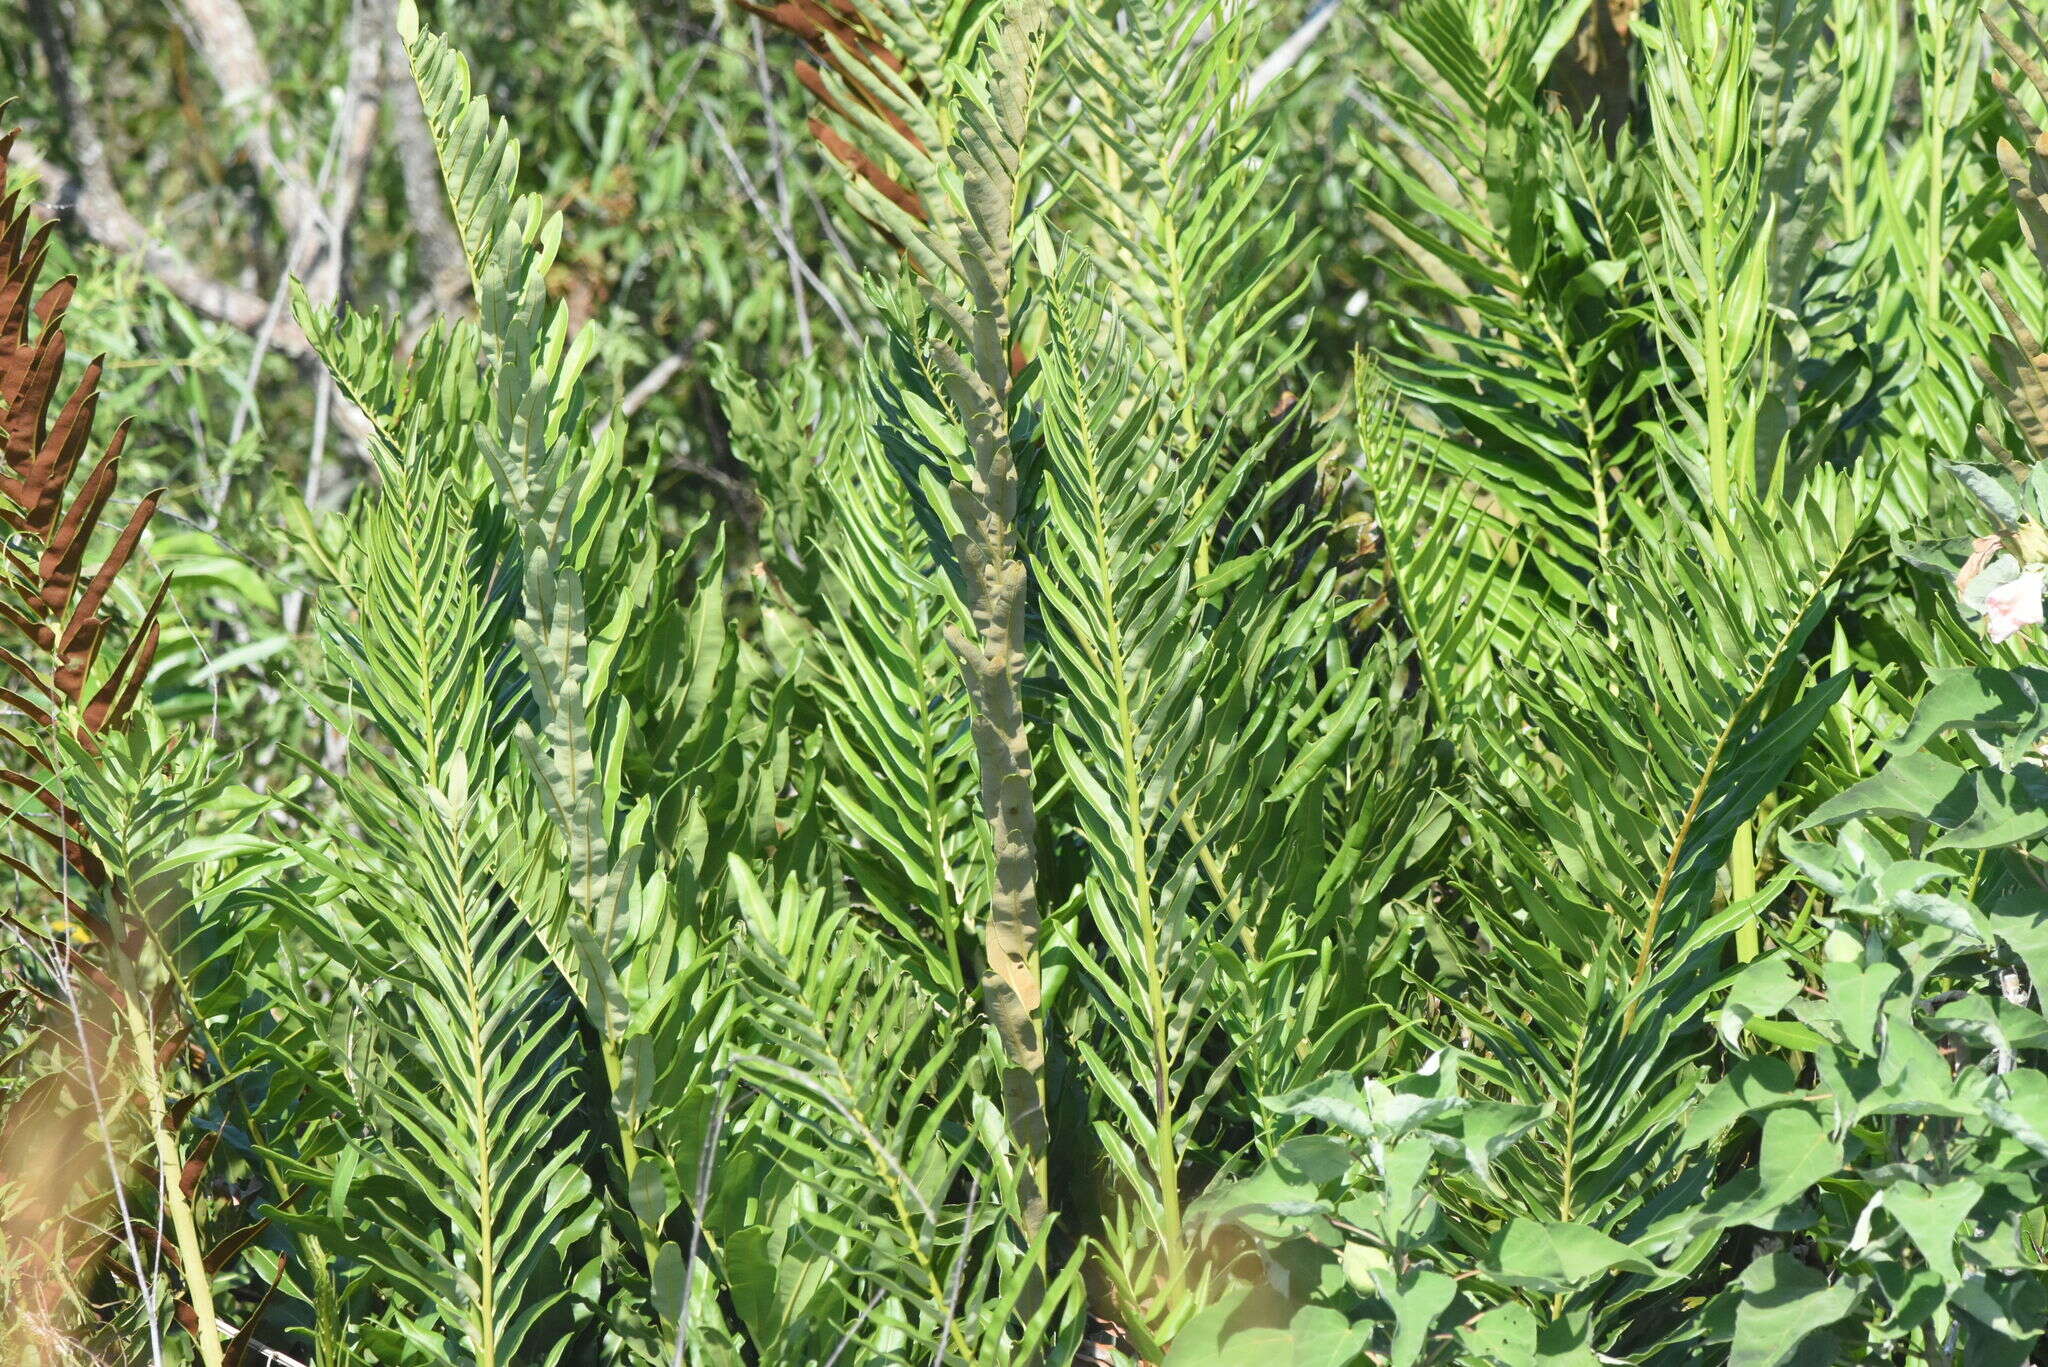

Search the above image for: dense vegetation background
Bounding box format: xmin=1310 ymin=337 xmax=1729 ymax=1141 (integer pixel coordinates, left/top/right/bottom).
xmin=9 ymin=0 xmax=2048 ymax=1362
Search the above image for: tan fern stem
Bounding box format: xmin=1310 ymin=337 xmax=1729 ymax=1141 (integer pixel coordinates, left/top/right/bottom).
xmin=936 ymin=1 xmax=1052 ymax=1242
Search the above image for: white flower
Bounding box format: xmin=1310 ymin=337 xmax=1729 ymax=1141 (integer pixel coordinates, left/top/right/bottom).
xmin=1984 ymin=570 xmax=2047 ymax=644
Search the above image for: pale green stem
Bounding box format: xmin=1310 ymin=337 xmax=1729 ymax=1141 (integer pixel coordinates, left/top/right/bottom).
xmin=114 ymin=952 xmax=226 ymax=1367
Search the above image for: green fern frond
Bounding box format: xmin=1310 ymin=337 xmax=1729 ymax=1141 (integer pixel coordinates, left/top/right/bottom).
xmin=727 ymin=859 xmax=1084 ymax=1365
xmin=1051 ymin=0 xmax=1311 ymax=441
xmin=303 ymin=440 xmax=600 ymax=1365
xmin=816 ymin=428 xmax=983 ymax=996
xmin=1353 ymin=0 xmax=1653 ymax=711
xmin=1449 ymin=487 xmax=1872 ymax=1247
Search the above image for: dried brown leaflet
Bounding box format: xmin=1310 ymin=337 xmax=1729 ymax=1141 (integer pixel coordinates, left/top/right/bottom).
xmin=749 ymin=0 xmax=931 ymax=228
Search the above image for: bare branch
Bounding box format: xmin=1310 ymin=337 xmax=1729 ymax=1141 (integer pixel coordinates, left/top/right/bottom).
xmin=614 ymin=354 xmax=693 ymax=429
xmin=1246 ymin=0 xmax=1339 ymax=103
xmin=595 ymin=318 xmax=720 ymax=437
xmin=7 ymin=135 xmax=315 ymax=359
xmin=20 ymin=0 xmax=316 ymax=357
xmin=227 ymin=0 xmax=393 ymax=453
xmin=751 ymin=15 xmax=814 ymax=358
xmin=172 ymin=0 xmax=324 ymax=250
xmin=304 ymin=0 xmax=394 ymax=309
xmin=698 ymin=99 xmax=861 ymax=339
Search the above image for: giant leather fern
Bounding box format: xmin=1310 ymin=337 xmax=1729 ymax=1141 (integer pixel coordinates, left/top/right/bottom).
xmin=0 ymin=122 xmax=260 ymax=1367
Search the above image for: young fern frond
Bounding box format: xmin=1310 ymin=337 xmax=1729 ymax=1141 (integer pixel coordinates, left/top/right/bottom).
xmin=949 ymin=12 xmax=1407 ymax=1343
xmin=1051 ymin=0 xmax=1310 ymax=447
xmin=1355 ymin=367 xmax=1550 ymax=720
xmin=794 ymin=0 xmax=1060 ymax=1243
xmin=287 ymin=12 xmax=782 ymax=1357
xmin=814 ymin=418 xmax=982 ymax=997
xmin=1033 ymin=287 xmax=1236 ymax=1332
xmin=1031 ymin=263 xmax=1437 ymax=1348
xmin=299 ymin=416 xmax=600 ymax=1366
xmin=394 ymin=17 xmax=783 ymax=1354
xmin=718 ymin=348 xmax=985 ymax=1000
xmin=1636 ymin=0 xmax=1872 ymax=513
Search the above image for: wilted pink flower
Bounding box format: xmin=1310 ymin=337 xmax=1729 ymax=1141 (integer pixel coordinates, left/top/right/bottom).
xmin=1956 ymin=535 xmax=2002 ymax=596
xmin=1985 ymin=570 xmax=2047 ymax=644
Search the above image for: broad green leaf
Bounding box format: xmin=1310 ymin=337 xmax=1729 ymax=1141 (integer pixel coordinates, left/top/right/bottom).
xmin=1986 ymin=887 xmax=2048 ymax=997
xmin=1930 ymin=996 xmax=2048 ymax=1055
xmin=1746 ymin=1017 xmax=1831 ymax=1053
xmin=1387 ymin=1267 xmax=1456 ymax=1367
xmin=1944 ymin=461 xmax=2023 ymax=527
xmin=1885 ymin=1180 xmax=1982 ymax=1284
xmin=1267 ymin=1074 xmax=1464 ymax=1145
xmin=1162 ymin=1291 xmax=1363 ymax=1367
xmin=1889 ymin=667 xmax=2048 ymax=760
xmin=1729 ymin=1253 xmax=1857 ymax=1367
xmin=1756 ymin=1106 xmax=1842 ymax=1208
xmin=1951 ymin=1273 xmax=2048 ymax=1343
xmin=1719 ymin=955 xmax=1801 ymax=1051
xmin=1282 ymin=1305 xmax=1373 ymax=1366
xmin=1458 ymin=1302 xmax=1539 ymax=1365
xmin=1488 ymin=1219 xmax=1655 ymax=1293
xmin=1815 ymin=960 xmax=1899 ymax=1055
xmin=1930 ymin=766 xmax=2048 ymax=850
xmin=1162 ymin=1288 xmax=1268 ymax=1367
xmin=1183 ymin=1162 xmax=1332 ymax=1242
xmin=1803 ymin=751 xmax=1969 ymax=828
xmin=1684 ymin=1057 xmax=1804 ymax=1148
xmin=1455 ymin=1101 xmax=1545 ymax=1193
xmin=1985 ymin=1069 xmax=2048 ymax=1158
